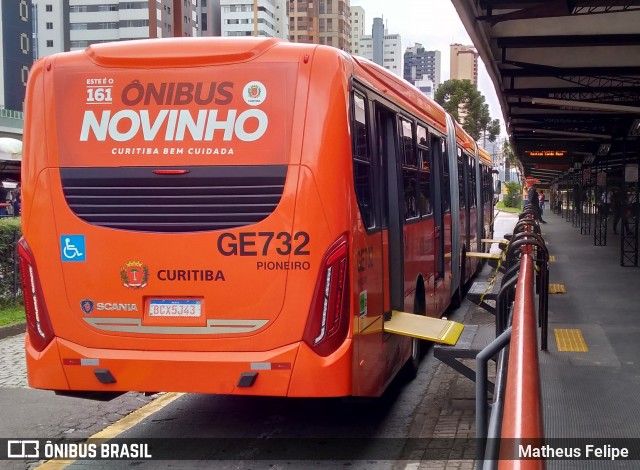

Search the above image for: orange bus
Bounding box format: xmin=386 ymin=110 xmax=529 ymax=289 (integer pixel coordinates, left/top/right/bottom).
xmin=21 ymin=37 xmax=493 ymax=398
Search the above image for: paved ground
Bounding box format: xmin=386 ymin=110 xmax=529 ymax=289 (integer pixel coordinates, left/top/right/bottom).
xmin=0 ymin=333 xmax=26 ymax=388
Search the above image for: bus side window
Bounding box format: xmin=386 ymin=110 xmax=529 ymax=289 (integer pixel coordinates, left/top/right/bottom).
xmin=400 ymin=116 xmax=419 ymax=221
xmin=417 ymin=125 xmax=432 ymax=217
xmin=352 ymin=92 xmax=375 ymax=229
xmin=457 ymin=148 xmax=466 ymax=209
xmin=440 ymin=138 xmax=450 ymax=212
xmin=469 ymin=155 xmax=476 ymax=208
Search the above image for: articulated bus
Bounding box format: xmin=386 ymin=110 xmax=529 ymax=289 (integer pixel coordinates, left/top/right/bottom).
xmin=21 ymin=38 xmax=493 ymax=398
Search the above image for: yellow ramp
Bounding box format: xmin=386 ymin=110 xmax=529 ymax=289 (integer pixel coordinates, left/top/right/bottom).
xmin=384 ymin=311 xmax=463 ymax=345
xmin=466 ymin=251 xmax=501 ymax=260
xmin=481 ymin=238 xmax=508 ymax=244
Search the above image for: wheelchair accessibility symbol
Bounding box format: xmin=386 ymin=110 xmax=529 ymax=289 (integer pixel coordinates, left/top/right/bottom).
xmin=61 ymin=235 xmax=86 ymax=262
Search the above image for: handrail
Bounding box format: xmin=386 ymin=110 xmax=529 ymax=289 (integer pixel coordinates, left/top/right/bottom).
xmin=498 ymin=253 xmax=545 ymax=469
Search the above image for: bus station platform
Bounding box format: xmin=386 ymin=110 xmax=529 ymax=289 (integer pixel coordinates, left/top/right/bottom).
xmin=413 ymin=209 xmax=640 ymax=469
xmin=537 ymin=212 xmax=640 ymax=451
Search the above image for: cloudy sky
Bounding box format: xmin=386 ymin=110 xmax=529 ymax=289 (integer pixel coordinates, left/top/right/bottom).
xmin=351 ymin=0 xmax=505 ymax=136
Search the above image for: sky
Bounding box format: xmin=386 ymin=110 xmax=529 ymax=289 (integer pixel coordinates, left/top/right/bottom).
xmin=351 ymin=0 xmax=506 ymax=138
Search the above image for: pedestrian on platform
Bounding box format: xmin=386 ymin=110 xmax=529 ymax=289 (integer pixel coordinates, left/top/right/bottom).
xmin=527 ymin=184 xmax=547 ymax=224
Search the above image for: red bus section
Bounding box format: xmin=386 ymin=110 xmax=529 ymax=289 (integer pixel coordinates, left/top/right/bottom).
xmin=21 ymin=37 xmax=492 ymax=398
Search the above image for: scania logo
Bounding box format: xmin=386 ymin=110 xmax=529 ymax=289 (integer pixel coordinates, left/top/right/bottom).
xmin=80 ymin=299 xmax=138 ymax=312
xmin=97 ymin=303 xmax=138 ymax=312
xmin=80 ymin=299 xmax=94 ymax=314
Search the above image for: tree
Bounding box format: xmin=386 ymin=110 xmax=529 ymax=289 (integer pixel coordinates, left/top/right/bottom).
xmin=434 ymin=79 xmax=500 ymax=143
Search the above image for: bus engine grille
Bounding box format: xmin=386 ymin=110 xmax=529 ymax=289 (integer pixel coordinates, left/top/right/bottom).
xmin=60 ymin=165 xmax=287 ymax=233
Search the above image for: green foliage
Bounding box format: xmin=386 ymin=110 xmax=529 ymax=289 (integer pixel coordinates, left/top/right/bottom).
xmin=496 ymin=200 xmax=522 ymax=214
xmin=503 ymin=140 xmax=516 ymax=164
xmin=0 ymin=305 xmax=25 ymax=327
xmin=434 ymin=79 xmax=500 ymax=142
xmin=503 ymin=181 xmax=522 ymax=208
xmin=0 ymin=217 xmax=22 ymax=307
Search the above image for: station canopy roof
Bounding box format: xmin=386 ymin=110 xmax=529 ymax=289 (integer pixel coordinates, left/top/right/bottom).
xmin=451 ymin=0 xmax=640 ymax=186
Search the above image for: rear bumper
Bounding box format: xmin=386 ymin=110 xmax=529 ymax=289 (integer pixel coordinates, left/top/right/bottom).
xmin=25 ymin=333 xmax=353 ymax=397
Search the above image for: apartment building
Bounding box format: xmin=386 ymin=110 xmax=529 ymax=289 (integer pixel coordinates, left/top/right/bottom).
xmin=219 ymin=0 xmax=288 ymax=38
xmin=404 ymin=43 xmax=440 ymax=90
xmin=31 ymin=0 xmax=199 ymax=55
xmin=1 ymin=1 xmax=34 ymax=111
xmin=450 ymin=43 xmax=478 ymax=85
xmin=349 ymin=5 xmax=364 ymax=55
xmin=289 ymin=0 xmax=350 ymax=52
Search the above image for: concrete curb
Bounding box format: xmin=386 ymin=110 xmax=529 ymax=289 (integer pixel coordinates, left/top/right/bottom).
xmin=0 ymin=322 xmax=25 ymax=340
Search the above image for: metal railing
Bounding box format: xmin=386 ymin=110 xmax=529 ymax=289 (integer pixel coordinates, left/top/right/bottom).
xmin=476 ymin=212 xmax=547 ymax=469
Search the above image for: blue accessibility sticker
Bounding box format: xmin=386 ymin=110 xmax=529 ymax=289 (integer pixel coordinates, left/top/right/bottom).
xmin=61 ymin=235 xmax=86 ymax=262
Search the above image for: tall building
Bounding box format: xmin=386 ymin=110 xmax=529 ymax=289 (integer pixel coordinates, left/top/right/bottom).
xmin=1 ymin=1 xmax=34 ymax=111
xmin=450 ymin=43 xmax=478 ymax=85
xmin=403 ymin=43 xmax=440 ymax=90
xmin=33 ymin=0 xmax=65 ymax=56
xmin=199 ymin=0 xmax=222 ymax=37
xmin=220 ymin=0 xmax=288 ymax=38
xmin=32 ymin=1 xmax=199 ymax=56
xmin=414 ymin=78 xmax=434 ymax=99
xmin=349 ymin=5 xmax=364 ymax=55
xmin=359 ymin=17 xmax=402 ymax=77
xmin=289 ymin=0 xmax=350 ymax=52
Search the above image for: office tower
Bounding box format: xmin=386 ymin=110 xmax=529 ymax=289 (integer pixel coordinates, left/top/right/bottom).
xmin=359 ymin=17 xmax=402 ymax=77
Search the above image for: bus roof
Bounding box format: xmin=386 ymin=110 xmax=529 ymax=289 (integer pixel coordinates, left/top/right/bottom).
xmin=84 ymin=36 xmax=286 ymax=67
xmin=478 ymin=147 xmax=492 ymax=166
xmin=351 ymin=56 xmax=448 ymax=134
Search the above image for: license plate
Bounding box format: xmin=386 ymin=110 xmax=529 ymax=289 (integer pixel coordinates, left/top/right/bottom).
xmin=148 ymin=299 xmax=201 ymax=317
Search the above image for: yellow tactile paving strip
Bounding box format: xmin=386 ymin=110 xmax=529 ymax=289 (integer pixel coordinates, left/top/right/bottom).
xmin=554 ymin=328 xmax=589 ymax=352
xmin=549 ymin=283 xmax=566 ymax=294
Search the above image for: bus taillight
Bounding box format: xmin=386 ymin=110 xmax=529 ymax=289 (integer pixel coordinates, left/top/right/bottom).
xmin=18 ymin=238 xmax=54 ymax=352
xmin=303 ymin=234 xmax=350 ymax=357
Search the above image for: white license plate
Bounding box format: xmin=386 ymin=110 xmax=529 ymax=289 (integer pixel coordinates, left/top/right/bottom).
xmin=148 ymin=299 xmax=201 ymax=317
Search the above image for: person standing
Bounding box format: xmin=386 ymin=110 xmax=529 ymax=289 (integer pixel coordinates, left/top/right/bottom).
xmin=0 ymin=185 xmax=7 ymax=217
xmin=527 ymin=184 xmax=547 ymax=223
xmin=600 ymin=188 xmax=613 ymax=216
xmin=11 ymin=183 xmax=20 ymax=216
xmin=538 ymin=190 xmax=546 ymax=215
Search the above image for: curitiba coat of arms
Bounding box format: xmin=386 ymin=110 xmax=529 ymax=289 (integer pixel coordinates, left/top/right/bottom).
xmin=120 ymin=261 xmax=149 ymax=289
